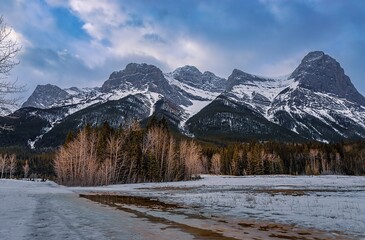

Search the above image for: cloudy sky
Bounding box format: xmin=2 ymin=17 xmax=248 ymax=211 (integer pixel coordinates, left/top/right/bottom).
xmin=1 ymin=0 xmax=364 ymax=100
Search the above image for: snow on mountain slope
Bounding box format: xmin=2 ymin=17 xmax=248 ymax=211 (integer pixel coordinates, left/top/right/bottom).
xmin=193 ymin=51 xmax=365 ymax=142
xmin=266 ymin=51 xmax=365 ymax=141
xmin=223 ymin=68 xmax=298 ymax=118
xmin=23 ymin=87 xmax=166 ymax=148
xmin=224 ymin=67 xmax=365 ymax=141
xmin=19 ymin=63 xmax=223 ymax=146
xmin=229 ymin=76 xmax=298 ymax=117
xmin=172 ymin=65 xmax=226 ymax=92
xmin=165 ymin=73 xmax=220 ymax=101
xmin=9 ymin=51 xmax=365 ymax=147
xmin=230 ymin=75 xmax=294 ymax=102
xmin=23 ymin=64 xmax=226 ymax=132
xmin=61 ymin=87 xmax=164 ymax=117
xmin=22 ymin=84 xmax=70 ymax=109
xmin=27 ymin=117 xmax=60 ymax=149
xmin=0 ymin=105 xmax=17 ymax=116
xmin=268 ymin=85 xmax=365 ymax=141
xmin=165 ymin=72 xmax=222 ymax=126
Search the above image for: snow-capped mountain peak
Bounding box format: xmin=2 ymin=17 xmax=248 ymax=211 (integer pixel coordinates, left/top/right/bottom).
xmin=268 ymin=51 xmax=365 ymax=141
xmin=22 ymin=84 xmax=70 ymax=109
xmin=3 ymin=51 xmax=365 ymax=148
xmin=172 ymin=65 xmax=226 ymax=92
xmin=290 ymin=51 xmax=365 ymax=105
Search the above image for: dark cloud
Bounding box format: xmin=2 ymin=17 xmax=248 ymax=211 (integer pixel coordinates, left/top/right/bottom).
xmin=122 ymin=1 xmax=364 ymax=72
xmin=1 ymin=0 xmax=364 ymax=99
xmin=14 ymin=47 xmax=107 ymax=97
xmin=127 ymin=0 xmax=365 ymax=91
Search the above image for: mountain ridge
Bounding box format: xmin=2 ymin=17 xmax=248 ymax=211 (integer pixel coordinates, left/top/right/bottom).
xmin=2 ymin=51 xmax=365 ymax=148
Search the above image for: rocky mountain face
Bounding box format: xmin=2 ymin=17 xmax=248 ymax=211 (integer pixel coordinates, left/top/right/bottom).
xmin=291 ymin=51 xmax=365 ymax=105
xmin=22 ymin=84 xmax=71 ymax=109
xmin=172 ymin=65 xmax=226 ymax=92
xmin=268 ymin=51 xmax=365 ymax=141
xmin=1 ymin=51 xmax=364 ymax=148
xmin=101 ymin=63 xmax=190 ymax=106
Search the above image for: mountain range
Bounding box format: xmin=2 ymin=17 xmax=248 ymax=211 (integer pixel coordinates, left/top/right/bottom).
xmin=1 ymin=51 xmax=365 ymax=148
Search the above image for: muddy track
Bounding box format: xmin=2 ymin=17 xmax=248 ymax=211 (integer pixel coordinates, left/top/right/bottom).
xmin=81 ymin=194 xmax=351 ymax=240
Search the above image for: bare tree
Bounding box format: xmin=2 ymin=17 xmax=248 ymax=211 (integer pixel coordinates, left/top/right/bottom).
xmin=101 ymin=134 xmax=124 ymax=185
xmin=306 ymin=148 xmax=320 ymax=175
xmin=23 ymin=159 xmax=29 ymax=179
xmin=142 ymin=125 xmax=170 ymax=181
xmin=54 ymin=129 xmax=99 ymax=186
xmin=179 ymin=140 xmax=202 ymax=180
xmin=8 ymin=154 xmax=16 ymax=178
xmin=0 ymin=154 xmax=6 ymax=178
xmin=211 ymin=153 xmax=221 ymax=175
xmin=0 ymin=16 xmax=22 ymax=129
xmin=165 ymin=136 xmax=176 ymax=181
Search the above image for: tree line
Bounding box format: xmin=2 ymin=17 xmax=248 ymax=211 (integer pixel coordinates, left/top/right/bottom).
xmin=54 ymin=119 xmax=203 ymax=186
xmin=53 ymin=119 xmax=365 ymax=186
xmin=0 ymin=147 xmax=54 ymax=180
xmin=202 ymin=140 xmax=365 ymax=176
xmin=2 ymin=119 xmax=365 ymax=185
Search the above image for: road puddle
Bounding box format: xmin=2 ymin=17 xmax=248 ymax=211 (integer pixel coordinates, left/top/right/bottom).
xmin=80 ymin=194 xmax=180 ymax=210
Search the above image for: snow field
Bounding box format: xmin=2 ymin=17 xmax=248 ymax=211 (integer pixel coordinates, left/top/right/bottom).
xmin=74 ymin=175 xmax=365 ymax=238
xmin=1 ymin=175 xmax=364 ymax=239
xmin=0 ymin=179 xmax=198 ymax=240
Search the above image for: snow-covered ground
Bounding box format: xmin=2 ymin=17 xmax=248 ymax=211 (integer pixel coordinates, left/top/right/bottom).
xmin=0 ymin=179 xmax=203 ymax=240
xmin=1 ymin=175 xmax=364 ymax=239
xmin=74 ymin=175 xmax=365 ymax=239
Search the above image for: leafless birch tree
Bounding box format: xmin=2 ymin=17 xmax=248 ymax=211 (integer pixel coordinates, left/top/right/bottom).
xmin=210 ymin=153 xmax=221 ymax=175
xmin=54 ymin=129 xmax=99 ymax=186
xmin=8 ymin=154 xmax=16 ymax=178
xmin=0 ymin=154 xmax=6 ymax=178
xmin=0 ymin=16 xmax=22 ymax=129
xmin=23 ymin=159 xmax=29 ymax=179
xmin=179 ymin=140 xmax=202 ymax=180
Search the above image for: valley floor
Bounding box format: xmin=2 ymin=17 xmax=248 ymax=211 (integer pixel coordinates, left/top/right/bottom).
xmin=1 ymin=175 xmax=364 ymax=239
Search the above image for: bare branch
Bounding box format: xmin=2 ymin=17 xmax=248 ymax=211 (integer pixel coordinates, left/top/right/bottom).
xmin=0 ymin=16 xmax=21 ymax=75
xmin=0 ymin=15 xmax=23 ymax=130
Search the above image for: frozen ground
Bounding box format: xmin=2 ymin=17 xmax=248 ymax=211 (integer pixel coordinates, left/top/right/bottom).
xmin=0 ymin=179 xmax=208 ymax=240
xmin=74 ymin=175 xmax=365 ymax=239
xmin=1 ymin=175 xmax=364 ymax=239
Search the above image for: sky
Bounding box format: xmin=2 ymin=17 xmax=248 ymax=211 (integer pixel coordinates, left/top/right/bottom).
xmin=0 ymin=0 xmax=364 ymax=100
